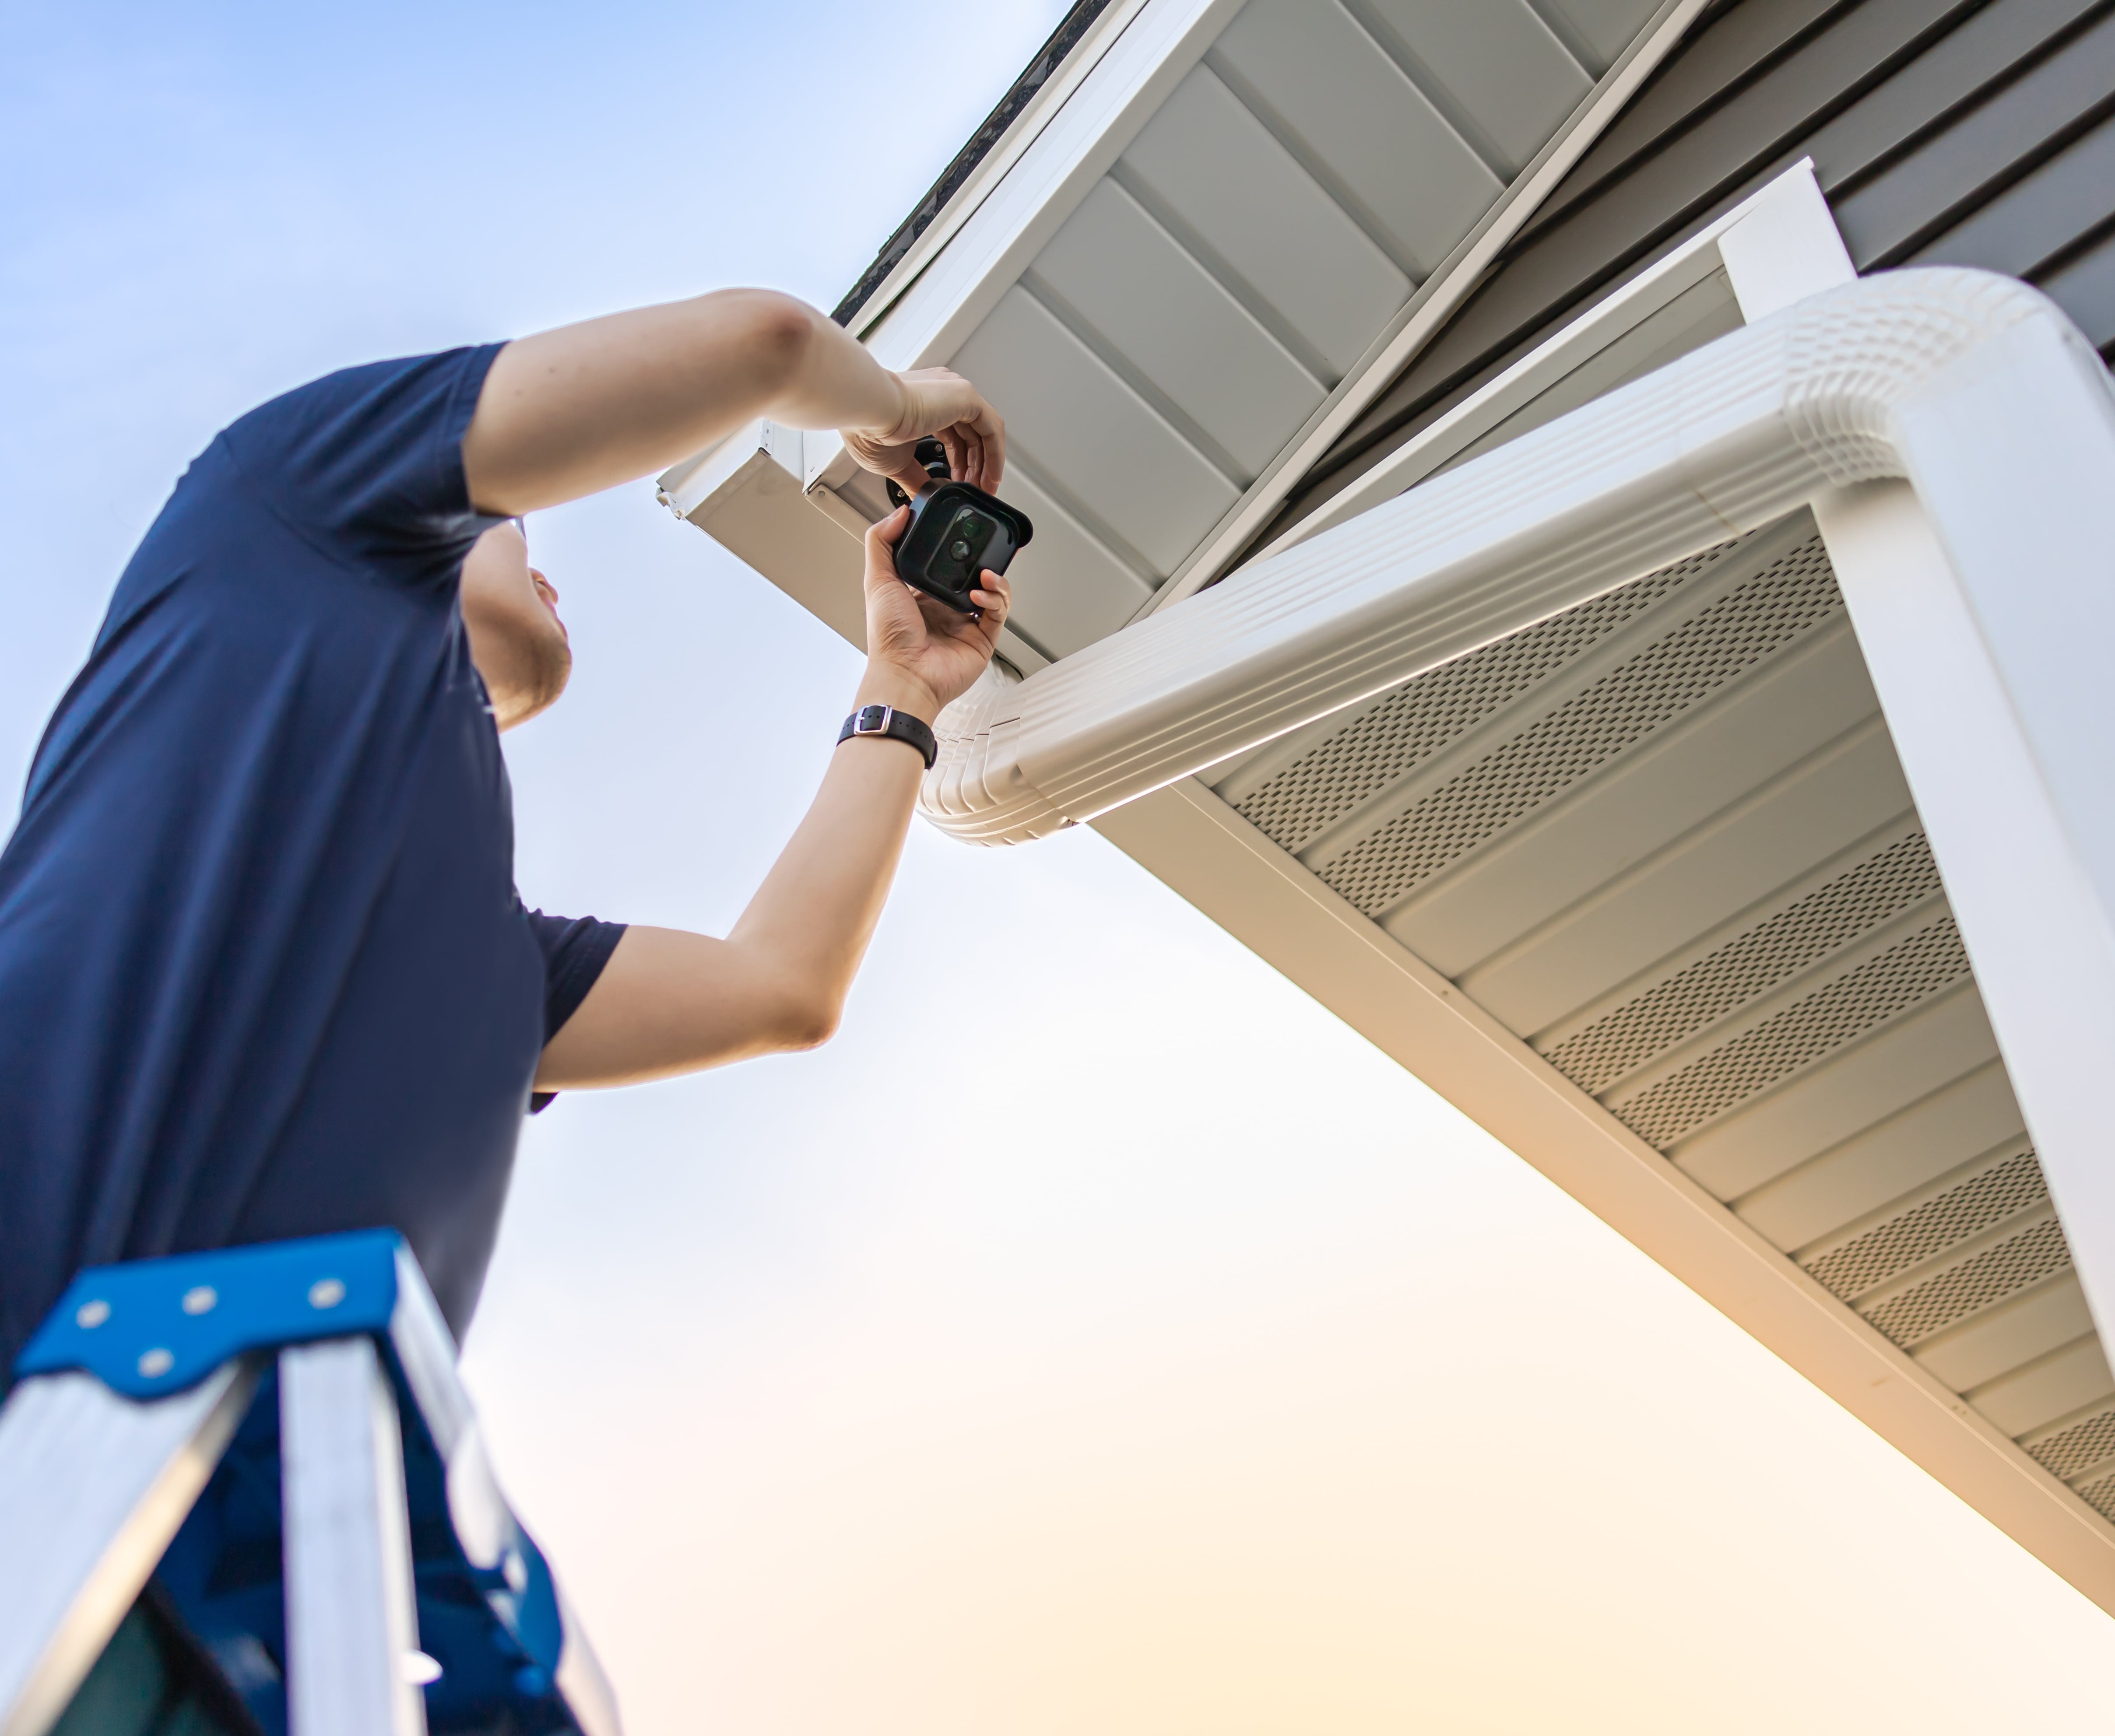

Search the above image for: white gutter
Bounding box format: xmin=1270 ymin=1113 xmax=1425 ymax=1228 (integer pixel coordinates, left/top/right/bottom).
xmin=923 ymin=269 xmax=2111 ymax=844
xmin=925 ymin=263 xmax=2115 ymax=1397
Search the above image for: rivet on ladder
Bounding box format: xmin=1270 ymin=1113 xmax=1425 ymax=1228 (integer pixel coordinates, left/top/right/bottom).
xmin=137 ymin=1347 xmax=174 ymax=1378
xmin=75 ymin=1298 xmax=110 ymax=1328
xmin=308 ymin=1277 xmax=346 ymax=1310
xmin=182 ymin=1285 xmax=218 ymax=1315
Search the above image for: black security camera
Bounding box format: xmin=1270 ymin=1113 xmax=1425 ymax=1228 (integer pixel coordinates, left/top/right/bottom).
xmin=885 ymin=438 xmax=1033 ymax=615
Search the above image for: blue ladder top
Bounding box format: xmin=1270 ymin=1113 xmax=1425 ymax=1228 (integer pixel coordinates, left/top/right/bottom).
xmin=16 ymin=1230 xmax=404 ymax=1398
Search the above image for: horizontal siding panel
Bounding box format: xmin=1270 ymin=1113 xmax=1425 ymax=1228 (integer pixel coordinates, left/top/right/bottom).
xmin=1914 ymin=109 xmax=2115 ymax=272
xmin=1275 ymin=0 xmax=2115 ymax=550
xmin=1831 ymin=6 xmax=2115 ymax=263
xmin=1804 ymin=0 xmax=2105 ymax=191
xmin=1538 ymin=0 xmax=1851 ymax=228
xmin=1306 ymin=0 xmax=1978 ymax=505
xmin=2038 ymin=223 xmax=2115 ymax=344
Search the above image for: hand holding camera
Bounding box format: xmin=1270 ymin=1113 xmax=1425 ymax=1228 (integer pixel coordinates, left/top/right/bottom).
xmin=859 ymin=495 xmax=1012 ymax=726
xmin=879 ymin=438 xmax=1035 ymax=616
xmin=843 ymin=365 xmax=1007 ymax=495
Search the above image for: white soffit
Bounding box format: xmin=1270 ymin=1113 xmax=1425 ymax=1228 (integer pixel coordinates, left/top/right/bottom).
xmin=1014 ymin=181 xmax=2115 ymax=1610
xmin=662 ymin=0 xmax=1710 ymax=668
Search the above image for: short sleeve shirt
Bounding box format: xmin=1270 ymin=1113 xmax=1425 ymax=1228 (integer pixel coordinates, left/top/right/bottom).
xmin=0 ymin=347 xmax=623 ymax=1372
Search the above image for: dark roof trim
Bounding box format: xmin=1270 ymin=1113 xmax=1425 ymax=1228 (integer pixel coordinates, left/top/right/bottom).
xmin=831 ymin=0 xmax=1117 ymax=327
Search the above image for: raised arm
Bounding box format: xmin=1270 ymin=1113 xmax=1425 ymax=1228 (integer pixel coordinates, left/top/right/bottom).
xmin=460 ymin=289 xmax=1004 ymax=514
xmin=530 ymin=506 xmax=1010 ymax=1090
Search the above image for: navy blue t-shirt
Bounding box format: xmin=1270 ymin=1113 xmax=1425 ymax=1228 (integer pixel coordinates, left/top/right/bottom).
xmin=0 ymin=347 xmax=625 ymax=1371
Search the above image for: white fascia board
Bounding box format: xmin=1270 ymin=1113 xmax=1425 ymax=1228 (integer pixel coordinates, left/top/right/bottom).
xmin=839 ymin=0 xmax=1160 ymax=344
xmin=656 ymin=420 xmax=871 ymax=651
xmin=922 ymin=267 xmax=2115 ymax=1597
xmin=1093 ymin=776 xmax=2115 ymax=1615
xmin=656 ymin=419 xmax=1052 ymax=675
xmin=853 ymin=0 xmax=1247 ymax=378
xmin=796 ymin=0 xmax=1246 ymax=509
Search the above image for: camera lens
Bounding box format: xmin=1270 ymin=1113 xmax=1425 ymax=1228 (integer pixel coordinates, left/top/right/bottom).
xmin=949 ymin=538 xmax=971 ymax=560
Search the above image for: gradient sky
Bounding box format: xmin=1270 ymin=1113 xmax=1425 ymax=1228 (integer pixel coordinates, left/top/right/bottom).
xmin=8 ymin=4 xmax=2115 ymax=1731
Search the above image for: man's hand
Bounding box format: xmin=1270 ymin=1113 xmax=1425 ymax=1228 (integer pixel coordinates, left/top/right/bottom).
xmin=841 ymin=368 xmax=1007 ymax=497
xmin=852 ymin=504 xmax=1012 ymax=720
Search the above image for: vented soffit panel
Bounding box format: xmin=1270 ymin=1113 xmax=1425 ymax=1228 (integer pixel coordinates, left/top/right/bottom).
xmin=1217 ymin=508 xmax=2115 ymax=1511
xmin=662 ymin=0 xmax=1713 ymax=667
xmin=912 ymin=171 xmax=2115 ymax=1613
xmin=1100 ymin=502 xmax=2115 ymax=1613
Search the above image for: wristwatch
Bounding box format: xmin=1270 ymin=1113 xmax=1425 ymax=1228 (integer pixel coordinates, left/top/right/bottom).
xmin=837 ymin=703 xmax=938 ymax=769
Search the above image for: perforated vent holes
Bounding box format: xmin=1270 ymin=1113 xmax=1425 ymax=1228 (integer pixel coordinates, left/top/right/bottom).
xmin=2029 ymin=1405 xmax=2115 ymax=1482
xmin=1318 ymin=537 xmax=1842 ymax=917
xmin=1232 ymin=546 xmax=1729 ymax=852
xmin=1862 ymin=1215 xmax=2071 ymax=1348
xmin=1805 ymin=1149 xmax=2047 ymax=1301
xmin=2079 ymin=1473 xmax=2115 ymax=1522
xmin=1616 ymin=917 xmax=1971 ymax=1150
xmin=1549 ymin=834 xmax=1944 ymax=1095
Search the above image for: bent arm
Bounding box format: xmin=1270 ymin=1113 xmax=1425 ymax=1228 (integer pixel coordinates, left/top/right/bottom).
xmin=532 ymin=698 xmax=926 ymax=1087
xmin=532 ymin=510 xmax=1010 ymax=1091
xmin=461 ymin=290 xmax=999 ymax=516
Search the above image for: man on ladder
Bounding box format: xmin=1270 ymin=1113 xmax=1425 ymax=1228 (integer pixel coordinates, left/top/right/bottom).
xmin=0 ymin=291 xmax=1012 ymax=1731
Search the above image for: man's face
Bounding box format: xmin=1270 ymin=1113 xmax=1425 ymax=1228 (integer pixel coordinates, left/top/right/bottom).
xmin=461 ymin=521 xmax=571 ymax=731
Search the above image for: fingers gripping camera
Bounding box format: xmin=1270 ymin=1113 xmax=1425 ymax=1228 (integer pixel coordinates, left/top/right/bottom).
xmin=887 ymin=442 xmax=1033 ymax=614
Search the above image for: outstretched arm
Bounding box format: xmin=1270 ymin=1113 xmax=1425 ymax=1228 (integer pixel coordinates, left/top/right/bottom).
xmin=531 ymin=508 xmax=1009 ymax=1090
xmin=460 ymin=289 xmax=1004 ymax=514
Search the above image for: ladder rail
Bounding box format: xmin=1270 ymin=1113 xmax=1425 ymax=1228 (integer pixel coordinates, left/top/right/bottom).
xmin=0 ymin=1359 xmax=258 ymax=1736
xmin=2 ymin=1231 xmax=623 ymax=1736
xmin=281 ymin=1336 xmax=426 ymax=1736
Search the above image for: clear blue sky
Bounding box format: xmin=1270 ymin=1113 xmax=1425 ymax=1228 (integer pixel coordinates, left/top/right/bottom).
xmin=7 ymin=6 xmax=2115 ymax=1732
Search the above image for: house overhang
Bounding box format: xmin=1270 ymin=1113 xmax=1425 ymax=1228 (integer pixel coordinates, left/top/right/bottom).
xmin=1012 ymin=263 xmax=2115 ymax=1610
xmin=660 ymin=0 xmax=2115 ymax=1618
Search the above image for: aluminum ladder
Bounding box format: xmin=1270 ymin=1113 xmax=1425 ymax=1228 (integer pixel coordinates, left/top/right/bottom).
xmin=0 ymin=1231 xmax=620 ymax=1736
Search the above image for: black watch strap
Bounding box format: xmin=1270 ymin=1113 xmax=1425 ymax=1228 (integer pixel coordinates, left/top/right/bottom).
xmin=837 ymin=703 xmax=938 ymax=769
